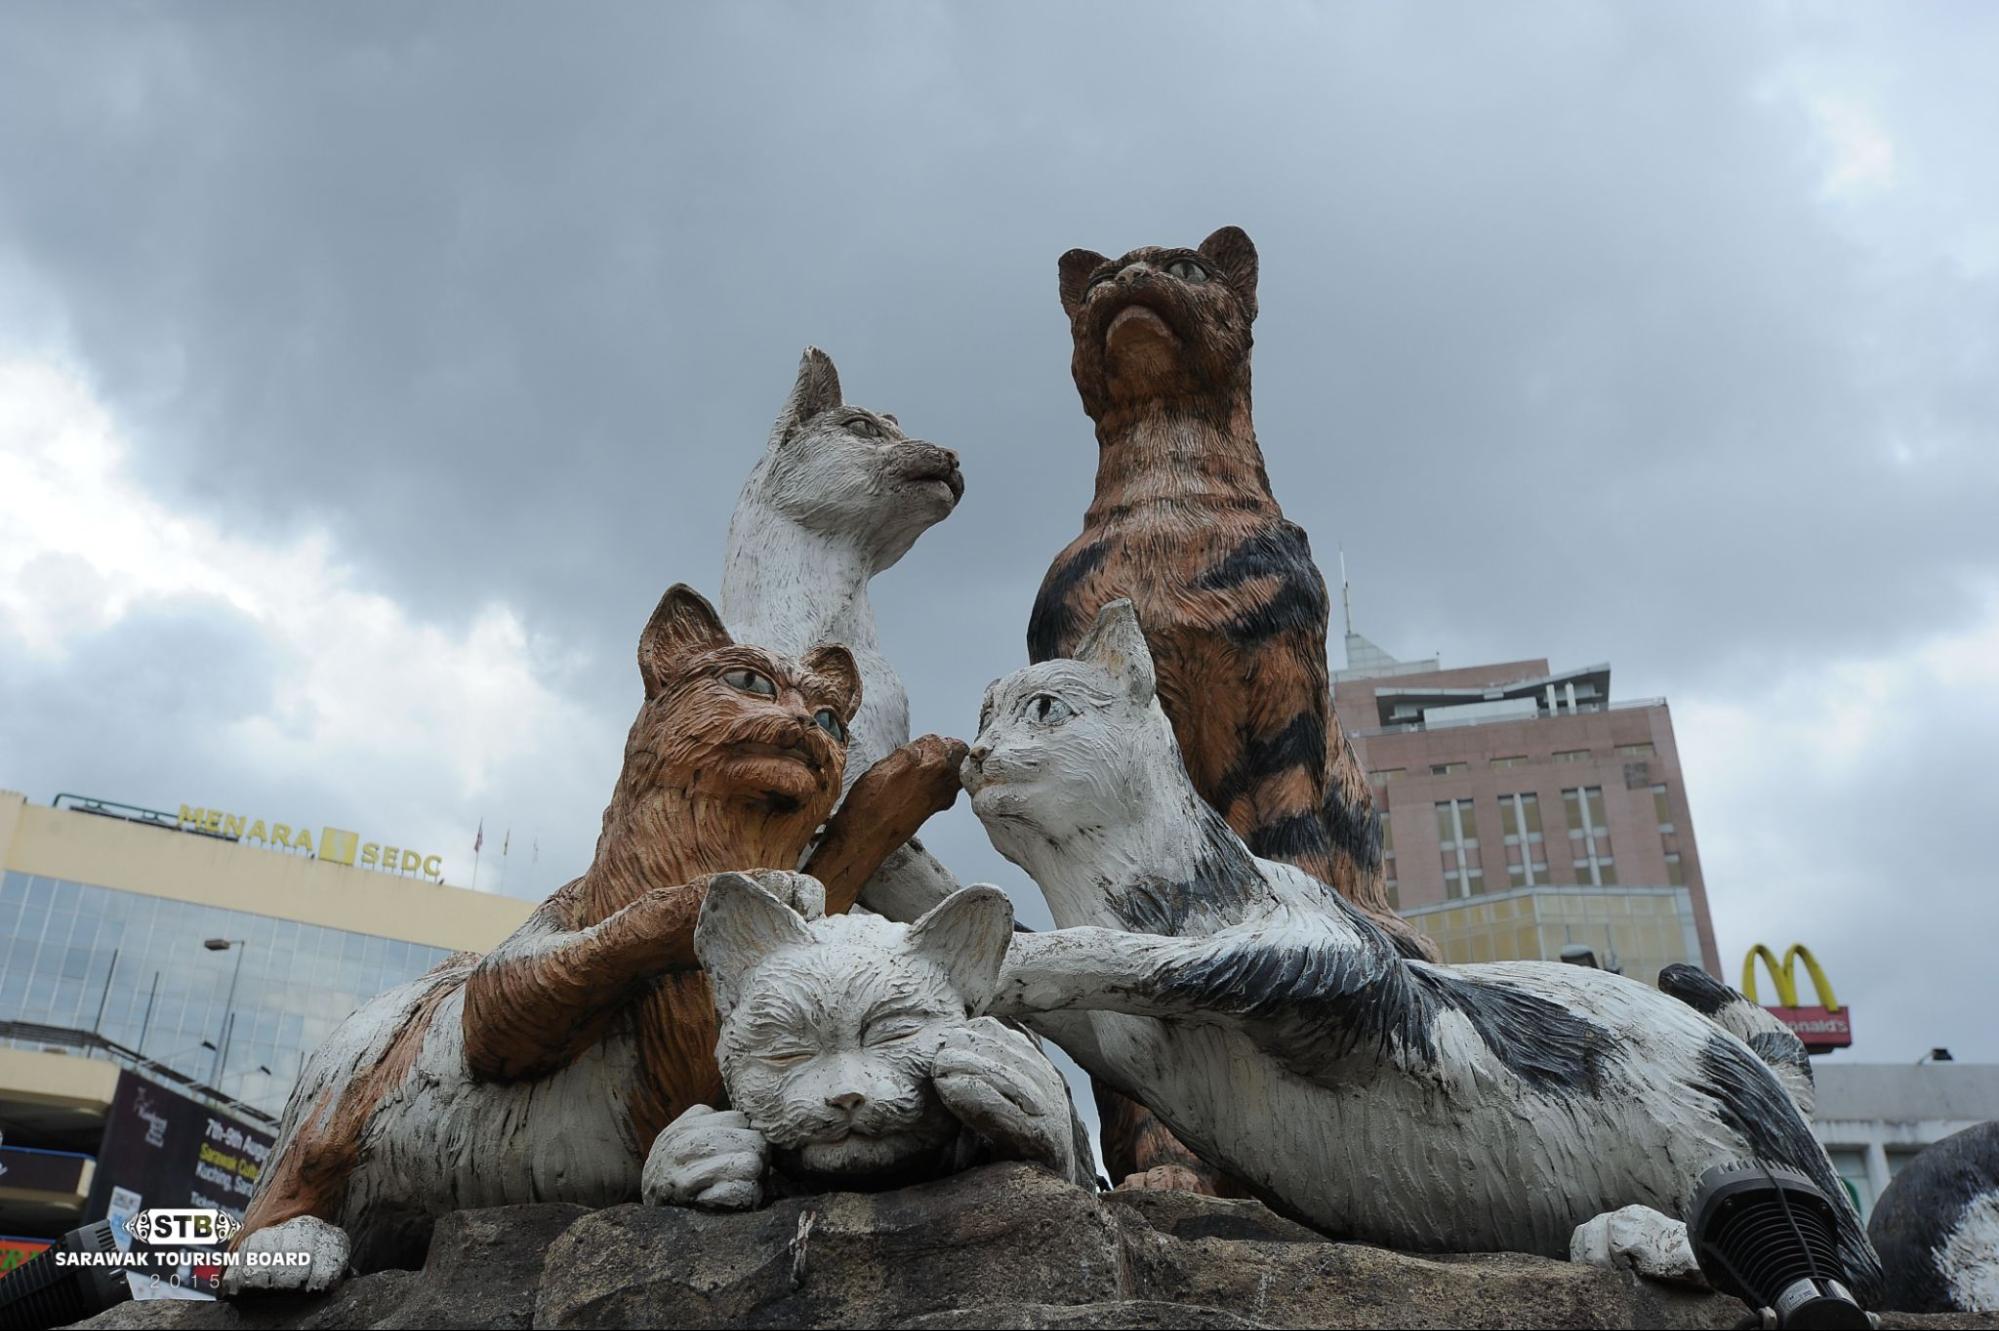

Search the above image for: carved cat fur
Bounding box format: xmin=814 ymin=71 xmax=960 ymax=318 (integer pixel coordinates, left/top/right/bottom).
xmin=225 ymin=586 xmax=963 ymax=1292
xmin=722 ymin=347 xmax=968 ymax=925
xmin=643 ymin=874 xmax=1086 ymax=1209
xmin=1027 ymin=226 xmax=1431 ymax=1189
xmin=965 ymin=600 xmax=1881 ymax=1299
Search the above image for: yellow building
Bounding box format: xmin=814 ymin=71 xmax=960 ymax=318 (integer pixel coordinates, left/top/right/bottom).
xmin=0 ymin=790 xmax=534 ymax=1238
xmin=1402 ymin=883 xmax=1704 ymax=983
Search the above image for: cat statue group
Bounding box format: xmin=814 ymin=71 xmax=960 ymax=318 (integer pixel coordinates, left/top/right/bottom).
xmin=228 ymin=228 xmax=1905 ymax=1314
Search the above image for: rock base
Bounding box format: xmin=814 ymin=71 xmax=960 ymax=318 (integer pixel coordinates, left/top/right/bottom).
xmin=70 ymin=1164 xmax=1997 ymax=1329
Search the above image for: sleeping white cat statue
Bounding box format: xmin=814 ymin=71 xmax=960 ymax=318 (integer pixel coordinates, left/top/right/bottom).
xmin=642 ymin=871 xmax=1089 ymax=1208
xmin=962 ymin=599 xmax=1882 ymax=1301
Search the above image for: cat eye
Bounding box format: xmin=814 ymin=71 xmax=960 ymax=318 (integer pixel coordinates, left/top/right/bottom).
xmin=721 ymin=668 xmax=778 ymax=698
xmin=760 ymin=1048 xmax=814 ymax=1067
xmin=845 ymin=416 xmax=883 ymax=439
xmin=1085 ymin=270 xmax=1119 ymax=295
xmin=813 ymin=708 xmax=847 ymax=744
xmin=862 ymin=1017 xmax=926 ymax=1045
xmin=1026 ymin=694 xmax=1074 ymax=725
xmin=1166 ymin=259 xmax=1208 ymax=283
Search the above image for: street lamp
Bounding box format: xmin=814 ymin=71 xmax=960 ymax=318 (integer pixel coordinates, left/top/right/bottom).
xmin=203 ymin=938 xmax=247 ymax=1087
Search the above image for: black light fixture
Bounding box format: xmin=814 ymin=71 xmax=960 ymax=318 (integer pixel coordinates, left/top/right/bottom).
xmin=0 ymin=1220 xmax=130 ymax=1330
xmin=1688 ymin=1162 xmax=1870 ymax=1329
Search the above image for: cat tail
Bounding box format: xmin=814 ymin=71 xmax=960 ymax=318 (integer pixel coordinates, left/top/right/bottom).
xmin=1658 ymin=963 xmax=1815 ymax=1121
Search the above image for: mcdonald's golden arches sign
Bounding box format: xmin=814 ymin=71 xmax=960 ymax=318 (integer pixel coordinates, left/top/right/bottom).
xmin=1742 ymin=943 xmax=1852 ymax=1054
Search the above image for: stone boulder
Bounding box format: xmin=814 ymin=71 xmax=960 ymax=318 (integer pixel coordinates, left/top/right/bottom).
xmin=69 ymin=1164 xmax=1999 ymax=1330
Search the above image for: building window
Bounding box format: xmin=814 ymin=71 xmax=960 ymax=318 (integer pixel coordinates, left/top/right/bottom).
xmin=1650 ymin=783 xmax=1675 ymax=835
xmin=1371 ymin=768 xmax=1403 ymax=784
xmin=1617 ymin=742 xmax=1656 ymax=757
xmin=1435 ymin=799 xmax=1482 ymax=899
xmin=1664 ymin=852 xmax=1685 ymax=886
xmin=1498 ymin=792 xmax=1547 ymax=888
xmin=1562 ymin=786 xmax=1616 ymax=886
xmin=1554 ymin=749 xmax=1593 ymax=764
xmin=1490 ymin=755 xmax=1529 ymax=769
xmin=1430 ymin=762 xmax=1467 ymax=776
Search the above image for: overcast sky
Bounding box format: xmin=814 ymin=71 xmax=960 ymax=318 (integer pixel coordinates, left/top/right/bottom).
xmin=2 ymin=2 xmax=1994 ymax=1092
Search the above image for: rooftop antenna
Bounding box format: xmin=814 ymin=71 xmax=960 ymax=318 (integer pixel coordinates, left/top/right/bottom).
xmin=1339 ymin=546 xmax=1354 ymax=637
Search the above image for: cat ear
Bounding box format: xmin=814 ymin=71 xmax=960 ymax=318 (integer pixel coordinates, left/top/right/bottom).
xmin=1074 ymin=598 xmax=1156 ymax=702
xmin=770 ymin=346 xmax=845 ymax=446
xmin=1197 ymin=227 xmax=1259 ymax=318
xmin=906 ymin=886 xmax=1016 ymax=1012
xmin=801 ymin=642 xmax=863 ymax=723
xmin=696 ymin=872 xmax=817 ymax=1016
xmin=638 ymin=584 xmax=732 ymax=698
xmin=1058 ymin=248 xmax=1109 ymax=319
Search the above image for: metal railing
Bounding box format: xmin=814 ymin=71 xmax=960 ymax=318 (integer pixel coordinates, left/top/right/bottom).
xmin=48 ymin=793 xmax=236 ymax=841
xmin=0 ymin=1017 xmax=280 ymax=1128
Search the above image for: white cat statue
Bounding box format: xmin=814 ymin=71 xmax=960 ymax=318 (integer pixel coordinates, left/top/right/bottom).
xmin=720 ymin=347 xmax=968 ymax=924
xmin=642 ymin=872 xmax=1088 ymax=1209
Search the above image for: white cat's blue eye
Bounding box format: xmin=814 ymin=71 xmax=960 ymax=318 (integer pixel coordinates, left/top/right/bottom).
xmin=722 ymin=668 xmax=778 ymax=698
xmin=1027 ymin=695 xmax=1074 ymax=725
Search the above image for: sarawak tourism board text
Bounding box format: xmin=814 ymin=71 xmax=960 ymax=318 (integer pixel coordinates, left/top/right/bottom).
xmin=177 ymin=804 xmax=444 ymax=880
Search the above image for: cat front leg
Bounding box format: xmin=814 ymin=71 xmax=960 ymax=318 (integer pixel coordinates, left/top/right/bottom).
xmin=932 ymin=1016 xmax=1079 ymax=1183
xmin=221 ymin=1214 xmax=351 ymax=1296
xmin=643 ymin=1104 xmax=770 ymax=1211
xmin=805 ymin=734 xmax=968 ymax=915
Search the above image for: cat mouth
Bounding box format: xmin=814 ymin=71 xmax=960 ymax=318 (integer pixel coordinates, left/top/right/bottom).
xmin=902 ymin=462 xmax=965 ymax=503
xmin=1104 ymin=301 xmax=1180 ymax=348
xmin=730 ymin=741 xmax=821 ymax=772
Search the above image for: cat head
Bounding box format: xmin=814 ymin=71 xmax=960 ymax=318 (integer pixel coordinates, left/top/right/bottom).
xmin=744 ymin=347 xmax=964 ymax=571
xmin=697 ymin=875 xmax=1015 ymax=1179
xmin=619 ymin=585 xmax=861 ymax=818
xmin=962 ymin=599 xmax=1181 ymax=851
xmin=1057 ymin=227 xmax=1259 ymax=421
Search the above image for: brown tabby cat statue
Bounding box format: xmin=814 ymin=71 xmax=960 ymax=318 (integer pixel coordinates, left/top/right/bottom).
xmin=1026 ymin=226 xmax=1435 ymax=1195
xmin=223 ymin=585 xmax=965 ymax=1293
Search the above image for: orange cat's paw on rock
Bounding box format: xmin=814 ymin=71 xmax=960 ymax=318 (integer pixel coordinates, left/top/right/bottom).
xmin=1117 ymin=1165 xmax=1219 ymax=1196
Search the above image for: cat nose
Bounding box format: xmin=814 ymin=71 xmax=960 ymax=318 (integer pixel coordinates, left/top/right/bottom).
xmin=825 ymin=1090 xmax=866 ymax=1112
xmin=968 ymin=743 xmax=990 ymax=767
xmin=1118 ymin=261 xmax=1151 ymax=283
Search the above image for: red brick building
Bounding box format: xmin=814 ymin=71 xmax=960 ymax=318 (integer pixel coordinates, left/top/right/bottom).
xmin=1336 ymin=614 xmax=1721 ymax=983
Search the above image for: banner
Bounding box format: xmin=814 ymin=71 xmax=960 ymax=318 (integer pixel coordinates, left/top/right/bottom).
xmin=84 ymin=1072 xmax=274 ymax=1229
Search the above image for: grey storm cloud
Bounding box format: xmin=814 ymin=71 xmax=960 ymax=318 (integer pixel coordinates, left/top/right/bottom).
xmin=1 ymin=2 xmax=1995 ymax=1067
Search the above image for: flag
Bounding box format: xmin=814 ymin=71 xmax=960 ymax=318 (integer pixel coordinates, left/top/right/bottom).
xmin=474 ymin=819 xmax=484 ymax=856
xmin=532 ymin=836 xmax=539 ymax=864
xmin=502 ymin=829 xmax=510 ymax=858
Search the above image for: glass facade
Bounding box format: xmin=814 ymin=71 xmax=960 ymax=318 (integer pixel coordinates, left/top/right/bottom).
xmin=1405 ymin=884 xmax=1701 ymax=985
xmin=0 ymin=872 xmax=451 ymax=1118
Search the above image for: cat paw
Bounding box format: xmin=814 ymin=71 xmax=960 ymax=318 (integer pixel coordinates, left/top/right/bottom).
xmin=643 ymin=1104 xmax=769 ymax=1210
xmin=892 ymin=734 xmax=970 ymax=814
xmin=933 ymin=1017 xmax=1075 ymax=1177
xmin=220 ymin=1215 xmax=350 ymax=1297
xmin=735 ymin=869 xmax=826 ymax=921
xmin=1570 ymin=1205 xmax=1704 ymax=1285
xmin=1115 ymin=1165 xmax=1220 ymax=1195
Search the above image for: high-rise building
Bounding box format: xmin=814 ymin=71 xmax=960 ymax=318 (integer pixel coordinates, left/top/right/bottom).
xmin=1335 ymin=609 xmax=1720 ymax=984
xmin=0 ymin=789 xmax=534 ymax=1249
